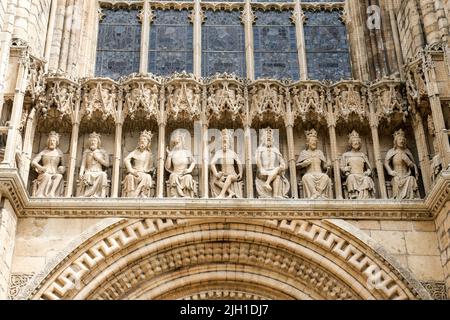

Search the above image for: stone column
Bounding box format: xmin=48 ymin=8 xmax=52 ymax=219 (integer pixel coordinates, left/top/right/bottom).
xmin=1 ymin=49 xmax=29 ymax=169
xmin=156 ymin=86 xmax=166 ymax=198
xmin=242 ymin=0 xmax=255 ymax=80
xmin=58 ymin=0 xmax=75 ymax=72
xmin=44 ymin=0 xmax=59 ymax=66
xmin=111 ymin=91 xmax=123 ymax=198
xmin=200 ymin=88 xmax=209 ymax=198
xmin=285 ymin=90 xmax=298 ymax=199
xmin=65 ymin=98 xmax=80 ymax=197
xmin=326 ymin=110 xmax=342 ymax=199
xmin=20 ymin=106 xmax=36 ymax=183
xmin=193 ymin=0 xmax=202 ymax=77
xmin=0 ymin=198 xmax=18 ymax=300
xmin=139 ymin=0 xmax=151 ymax=74
xmin=244 ymin=88 xmax=253 ymax=198
xmin=387 ymin=0 xmax=405 ymax=78
xmin=423 ymin=54 xmax=450 ymax=167
xmin=48 ymin=0 xmax=66 ymax=71
xmin=368 ymin=108 xmax=388 ymax=199
xmin=294 ymin=0 xmax=308 ymax=80
xmin=412 ymin=111 xmax=432 ymax=193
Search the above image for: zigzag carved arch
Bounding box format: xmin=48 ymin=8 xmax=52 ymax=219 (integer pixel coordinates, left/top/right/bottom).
xmin=18 ymin=218 xmax=431 ymax=300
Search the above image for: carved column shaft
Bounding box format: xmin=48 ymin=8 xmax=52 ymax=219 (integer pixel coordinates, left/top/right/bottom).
xmin=44 ymin=0 xmax=59 ymax=67
xmin=423 ymin=56 xmax=450 ymax=167
xmin=243 ymin=0 xmax=255 ymax=80
xmin=139 ymin=0 xmax=151 ymax=73
xmin=285 ymin=91 xmax=298 ymax=199
xmin=193 ymin=0 xmax=202 ymax=77
xmin=201 ymin=121 xmax=209 ymax=198
xmin=156 ymin=87 xmax=166 ymax=198
xmin=412 ymin=112 xmax=432 ymax=193
xmin=244 ymin=87 xmax=253 ymax=198
xmin=326 ymin=112 xmax=342 ymax=200
xmin=1 ymin=51 xmax=29 ymax=168
xmin=20 ymin=107 xmax=37 ymax=184
xmin=368 ymin=111 xmax=388 ymax=199
xmin=111 ymin=96 xmax=124 ymax=198
xmin=66 ymin=98 xmax=81 ymax=197
xmin=294 ymin=1 xmax=308 ymax=80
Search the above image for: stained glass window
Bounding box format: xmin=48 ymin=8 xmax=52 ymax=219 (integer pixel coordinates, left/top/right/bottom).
xmin=149 ymin=9 xmax=193 ymax=75
xmin=304 ymin=10 xmax=351 ymax=81
xmin=202 ymin=10 xmax=246 ymax=77
xmin=253 ymin=10 xmax=300 ymax=80
xmin=95 ymin=9 xmax=141 ymax=79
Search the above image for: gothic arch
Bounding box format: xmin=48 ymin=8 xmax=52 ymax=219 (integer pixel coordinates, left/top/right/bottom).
xmin=18 ymin=218 xmax=431 ymax=300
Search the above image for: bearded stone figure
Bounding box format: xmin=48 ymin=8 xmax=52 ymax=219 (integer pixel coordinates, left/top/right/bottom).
xmin=165 ymin=130 xmax=197 ymax=198
xmin=296 ymin=129 xmax=332 ymax=200
xmin=210 ymin=129 xmax=243 ymax=199
xmin=340 ymin=131 xmax=376 ymax=200
xmin=122 ymin=131 xmax=155 ymax=198
xmin=255 ymin=128 xmax=290 ymax=199
xmin=31 ymin=131 xmax=66 ymax=197
xmin=384 ymin=129 xmax=419 ymax=200
xmin=79 ymin=132 xmax=110 ymax=198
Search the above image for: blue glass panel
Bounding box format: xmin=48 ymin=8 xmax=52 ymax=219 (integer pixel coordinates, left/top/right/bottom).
xmin=149 ymin=9 xmax=194 ymax=75
xmin=95 ymin=9 xmax=141 ymax=79
xmin=201 ymin=10 xmax=245 ymax=77
xmin=253 ymin=10 xmax=299 ymax=80
xmin=304 ymin=10 xmax=351 ymax=81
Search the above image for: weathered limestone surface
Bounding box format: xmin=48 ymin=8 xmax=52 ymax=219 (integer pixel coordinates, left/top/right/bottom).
xmin=0 ymin=199 xmax=17 ymax=299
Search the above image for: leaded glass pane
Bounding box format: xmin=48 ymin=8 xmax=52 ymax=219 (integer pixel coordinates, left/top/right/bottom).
xmin=202 ymin=10 xmax=246 ymax=77
xmin=95 ymin=9 xmax=141 ymax=79
xmin=149 ymin=9 xmax=193 ymax=75
xmin=304 ymin=10 xmax=351 ymax=81
xmin=253 ymin=10 xmax=299 ymax=80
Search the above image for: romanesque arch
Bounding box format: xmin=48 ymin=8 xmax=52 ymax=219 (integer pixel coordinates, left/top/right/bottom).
xmin=18 ymin=218 xmax=431 ymax=300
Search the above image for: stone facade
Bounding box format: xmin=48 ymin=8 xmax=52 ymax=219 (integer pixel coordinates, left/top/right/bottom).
xmin=0 ymin=0 xmax=450 ymax=300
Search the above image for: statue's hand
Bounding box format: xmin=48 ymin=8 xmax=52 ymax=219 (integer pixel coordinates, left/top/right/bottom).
xmin=215 ymin=171 xmax=223 ymax=179
xmin=57 ymin=166 xmax=65 ymax=174
xmin=131 ymin=169 xmax=139 ymax=177
xmin=364 ymin=169 xmax=372 ymax=176
xmin=389 ymin=170 xmax=398 ymax=177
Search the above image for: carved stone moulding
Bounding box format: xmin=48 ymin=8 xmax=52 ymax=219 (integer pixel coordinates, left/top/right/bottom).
xmin=332 ymin=80 xmax=368 ymax=123
xmin=205 ymin=73 xmax=246 ymax=124
xmin=98 ymin=1 xmax=143 ymax=10
xmin=80 ymin=78 xmax=119 ymax=131
xmin=249 ymin=80 xmax=287 ymax=125
xmin=42 ymin=76 xmax=79 ymax=123
xmin=370 ymin=79 xmax=407 ymax=125
xmin=290 ymin=80 xmax=327 ymax=124
xmin=165 ymin=72 xmax=202 ymax=122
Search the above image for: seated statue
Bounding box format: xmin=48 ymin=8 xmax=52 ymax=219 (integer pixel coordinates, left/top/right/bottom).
xmin=384 ymin=129 xmax=419 ymax=200
xmin=79 ymin=132 xmax=110 ymax=198
xmin=210 ymin=129 xmax=243 ymax=199
xmin=296 ymin=129 xmax=332 ymax=200
xmin=31 ymin=131 xmax=66 ymax=197
xmin=122 ymin=131 xmax=155 ymax=198
xmin=341 ymin=131 xmax=376 ymax=199
xmin=255 ymin=127 xmax=290 ymax=199
xmin=165 ymin=130 xmax=197 ymax=198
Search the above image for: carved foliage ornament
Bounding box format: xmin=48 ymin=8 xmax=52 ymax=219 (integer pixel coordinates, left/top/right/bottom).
xmin=291 ymin=83 xmax=326 ymax=122
xmin=166 ymin=81 xmax=201 ymax=121
xmin=372 ymin=83 xmax=407 ymax=123
xmin=250 ymin=82 xmax=285 ymax=122
xmin=207 ymin=80 xmax=245 ymax=122
xmin=44 ymin=79 xmax=78 ymax=120
xmin=81 ymin=80 xmax=118 ymax=121
xmin=123 ymin=81 xmax=160 ymax=121
xmin=333 ymin=82 xmax=368 ymax=122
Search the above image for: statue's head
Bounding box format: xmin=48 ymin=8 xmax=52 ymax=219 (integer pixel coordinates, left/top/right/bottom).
xmin=221 ymin=129 xmax=232 ymax=152
xmin=170 ymin=130 xmax=186 ymax=150
xmin=139 ymin=130 xmax=153 ymax=151
xmin=262 ymin=127 xmax=273 ymax=148
xmin=88 ymin=132 xmax=101 ymax=151
xmin=305 ymin=129 xmax=318 ymax=151
xmin=348 ymin=130 xmax=362 ymax=151
xmin=47 ymin=131 xmax=60 ymax=150
xmin=393 ymin=129 xmax=407 ymax=149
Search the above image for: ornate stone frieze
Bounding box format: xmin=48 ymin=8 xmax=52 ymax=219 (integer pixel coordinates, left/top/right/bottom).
xmin=122 ymin=77 xmax=161 ymax=121
xmin=290 ymin=82 xmax=327 ymax=123
xmin=332 ymin=81 xmax=368 ymax=122
xmin=165 ymin=72 xmax=202 ymax=121
xmin=370 ymin=80 xmax=407 ymax=123
xmin=249 ymin=81 xmax=286 ymax=123
xmin=420 ymin=281 xmax=447 ymax=300
xmin=43 ymin=76 xmax=79 ymax=121
xmin=9 ymin=273 xmax=35 ymax=300
xmin=80 ymin=79 xmax=119 ymax=122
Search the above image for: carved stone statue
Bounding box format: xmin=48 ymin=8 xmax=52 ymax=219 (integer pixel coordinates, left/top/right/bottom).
xmin=210 ymin=129 xmax=243 ymax=199
xmin=384 ymin=129 xmax=419 ymax=200
xmin=296 ymin=129 xmax=332 ymax=200
xmin=340 ymin=131 xmax=376 ymax=199
xmin=165 ymin=130 xmax=197 ymax=198
xmin=79 ymin=132 xmax=110 ymax=198
xmin=31 ymin=131 xmax=66 ymax=197
xmin=255 ymin=128 xmax=290 ymax=199
xmin=122 ymin=131 xmax=155 ymax=198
